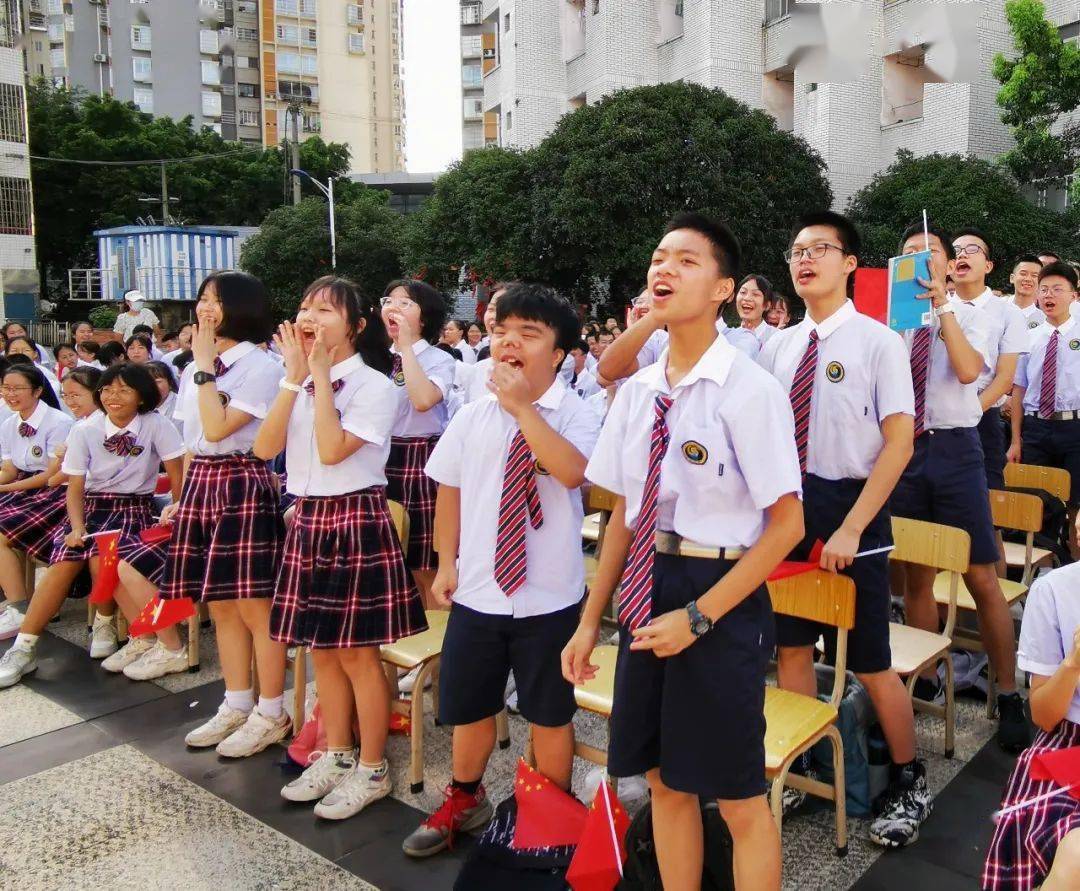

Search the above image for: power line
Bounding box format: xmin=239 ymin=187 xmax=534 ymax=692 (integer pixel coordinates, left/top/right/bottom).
xmin=27 ymin=145 xmax=266 ymax=166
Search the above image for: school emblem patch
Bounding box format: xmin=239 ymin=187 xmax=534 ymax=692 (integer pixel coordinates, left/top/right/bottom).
xmin=825 ymin=361 xmax=845 ymax=383
xmin=1029 ymin=320 xmax=1040 ymax=329
xmin=130 ymin=446 xmax=144 ymax=457
xmin=682 ymin=441 xmax=708 ymax=465
xmin=30 ymin=445 xmax=42 ymax=458
xmin=218 ymin=391 xmax=231 ymax=407
xmin=393 ymin=371 xmax=406 ymax=387
xmin=533 ymin=458 xmax=550 ymax=476
xmin=1070 ymin=339 xmax=1080 ymax=352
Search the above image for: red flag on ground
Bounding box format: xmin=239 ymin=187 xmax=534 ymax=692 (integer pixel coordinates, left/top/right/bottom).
xmin=88 ymin=531 xmax=121 ymax=604
xmin=767 ymin=540 xmax=825 ymax=582
xmin=511 ymin=759 xmax=588 ymax=850
xmin=566 ymin=779 xmax=631 ymax=891
xmin=129 ymin=595 xmax=195 ymax=636
xmin=1031 ymin=745 xmax=1080 ymax=799
xmin=139 ymin=524 xmax=173 ymax=545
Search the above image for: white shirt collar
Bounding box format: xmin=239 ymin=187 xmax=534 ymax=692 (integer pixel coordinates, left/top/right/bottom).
xmin=1045 ymin=317 xmax=1078 ymax=337
xmin=964 ymin=287 xmax=995 ymax=308
xmin=639 ymin=331 xmax=737 ymax=394
xmin=24 ymin=401 xmax=48 ymax=430
xmin=303 ymin=353 xmax=362 ymax=387
xmin=105 ymin=413 xmax=143 ymax=438
xmin=482 ymin=375 xmax=570 ymax=410
xmin=800 ymin=299 xmax=857 ymax=340
xmin=392 ymin=339 xmax=431 ymax=358
xmin=219 ymin=341 xmax=256 ymax=367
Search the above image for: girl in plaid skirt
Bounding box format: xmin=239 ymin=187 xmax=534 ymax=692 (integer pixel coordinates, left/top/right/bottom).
xmin=380 ymin=278 xmax=455 ymax=607
xmin=254 ymin=277 xmax=426 ymax=822
xmin=983 ymin=562 xmax=1080 ymax=890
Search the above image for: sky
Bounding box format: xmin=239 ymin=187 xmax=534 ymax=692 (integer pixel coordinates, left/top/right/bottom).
xmin=402 ymin=1 xmax=463 ymax=173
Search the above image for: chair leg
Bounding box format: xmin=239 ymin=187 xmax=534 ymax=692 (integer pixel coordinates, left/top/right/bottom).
xmin=825 ymin=726 xmax=848 ymax=857
xmin=943 ymin=654 xmax=956 ymax=759
xmin=768 ymin=771 xmax=787 ymax=833
xmin=409 ymin=661 xmax=434 ymax=794
xmin=116 ymin=609 xmax=128 ymax=644
xmin=86 ymin=599 xmax=93 ymax=632
xmin=292 ymin=646 xmax=306 ymax=734
xmin=186 ymin=611 xmax=200 ymax=671
xmin=199 ymin=601 xmax=210 ymax=629
xmin=523 ymin=723 xmax=535 ymax=766
xmin=430 ymin=660 xmax=441 ymax=718
xmin=495 ymin=706 xmax=511 ymax=750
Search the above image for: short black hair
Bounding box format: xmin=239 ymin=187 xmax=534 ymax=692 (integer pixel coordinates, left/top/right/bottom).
xmin=144 ymin=360 xmax=178 ymax=392
xmin=952 ymin=226 xmax=993 ymax=261
xmin=662 ymin=212 xmax=741 ymax=280
xmin=64 ymin=366 xmax=102 ymax=393
xmin=172 ymin=349 xmax=193 ymax=373
xmin=736 ymin=273 xmax=776 ymax=306
xmin=434 ymin=342 xmax=461 ymax=361
xmin=494 ymin=282 xmax=580 ymax=357
xmin=598 ymin=330 xmax=614 ymax=341
xmin=98 ymin=341 xmax=127 ymax=366
xmin=793 ymin=210 xmax=862 ymax=260
xmin=94 ymin=362 xmax=162 ymax=414
xmin=1039 ymin=260 xmax=1079 ymax=290
xmin=54 ymin=342 xmax=76 ymax=357
xmin=382 ymin=279 xmax=449 ymax=343
xmin=898 ymin=220 xmax=956 ymax=261
xmin=571 ymin=340 xmax=589 ymax=353
xmin=5 ymin=334 xmax=38 ymax=357
xmin=197 ymin=271 xmax=275 ymax=345
xmin=73 ymin=320 xmax=94 ymax=335
xmin=1013 ymin=253 xmax=1043 ymax=270
xmin=125 ymin=333 xmax=153 ymax=353
xmin=76 ymin=340 xmax=100 ymax=358
xmin=4 ymin=364 xmax=60 ymax=410
xmin=132 ymin=324 xmax=154 ymax=337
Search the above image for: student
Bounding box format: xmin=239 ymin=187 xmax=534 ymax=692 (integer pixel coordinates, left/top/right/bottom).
xmin=403 ymin=282 xmax=600 ymax=858
xmin=760 ymin=211 xmax=927 ymax=847
xmin=2 ymin=322 xmax=49 ymax=363
xmin=1008 ymin=254 xmax=1046 ymax=330
xmin=890 ymin=222 xmax=1031 ymax=752
xmin=54 ymin=343 xmax=77 ymax=380
xmin=380 ymin=278 xmax=455 ymax=605
xmin=459 ymin=284 xmax=510 ymax=406
xmin=72 ymin=320 xmax=95 ymax=348
xmin=466 ymin=322 xmax=484 ymax=349
xmin=766 ymin=295 xmax=792 ymax=329
xmin=98 ymin=341 xmax=127 ymax=367
xmin=441 ymin=318 xmax=477 ymax=364
xmin=0 ymin=363 xmax=185 ymax=688
xmin=131 ymin=324 xmax=164 ymax=359
xmin=49 ymin=367 xmax=102 ymax=486
xmin=158 ymin=331 xmax=180 ymax=355
xmin=160 ymin=271 xmax=290 ymax=757
xmin=568 ymin=340 xmax=600 ymax=398
xmin=736 ymin=274 xmax=779 ymax=346
xmin=253 ymin=276 xmax=427 ymax=820
xmin=125 ymin=333 xmax=153 ymax=365
xmin=0 ymin=365 xmax=71 ymax=641
xmin=7 ymin=336 xmax=61 ymax=399
xmin=162 ymin=323 xmax=194 ymax=366
xmin=586 ymin=331 xmax=602 ymax=367
xmin=76 ymin=340 xmax=104 ymax=370
xmin=563 ymin=213 xmax=803 ymax=891
xmin=144 ymin=360 xmax=180 ymax=433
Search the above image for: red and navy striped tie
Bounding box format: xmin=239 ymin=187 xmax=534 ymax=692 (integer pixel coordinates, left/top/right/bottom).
xmin=617 ymin=393 xmax=674 ymax=632
xmin=493 ymin=430 xmax=544 ymax=597
xmin=103 ymin=431 xmax=137 ymax=457
xmin=1040 ymin=330 xmax=1059 ymax=420
xmin=789 ymin=330 xmax=819 ymax=475
xmin=390 ymin=353 xmax=403 ymax=383
xmin=910 ymin=326 xmax=933 ymax=437
xmin=213 ymin=357 xmax=229 ymax=377
xmin=17 ymin=422 xmax=35 ymax=438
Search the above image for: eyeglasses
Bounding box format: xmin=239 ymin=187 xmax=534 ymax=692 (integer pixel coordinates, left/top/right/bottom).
xmin=380 ymin=296 xmax=418 ymax=310
xmin=953 ymin=244 xmax=987 ymax=258
xmin=784 ymin=243 xmax=844 ymax=264
xmin=0 ymin=385 xmax=31 ymax=394
xmin=1039 ymin=286 xmax=1074 ymax=297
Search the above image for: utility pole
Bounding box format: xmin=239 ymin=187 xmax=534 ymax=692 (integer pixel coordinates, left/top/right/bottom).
xmin=289 ymin=102 xmax=302 ymax=206
xmin=160 ymin=162 xmax=171 ymax=224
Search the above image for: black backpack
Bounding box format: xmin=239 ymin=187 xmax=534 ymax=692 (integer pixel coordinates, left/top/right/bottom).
xmin=1001 ymin=485 xmax=1070 ymax=568
xmin=617 ymin=800 xmax=734 ymax=891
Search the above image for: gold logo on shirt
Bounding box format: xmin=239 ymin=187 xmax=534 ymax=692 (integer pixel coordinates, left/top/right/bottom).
xmin=30 ymin=445 xmax=42 ymax=458
xmin=130 ymin=445 xmax=144 ymax=457
xmin=393 ymin=371 xmax=406 ymax=386
xmin=825 ymin=361 xmax=845 ymax=383
xmin=1070 ymin=339 xmax=1080 ymax=351
xmin=533 ymin=459 xmax=550 ymax=476
xmin=218 ymin=392 xmax=231 ymax=407
xmin=682 ymin=441 xmax=708 ymax=465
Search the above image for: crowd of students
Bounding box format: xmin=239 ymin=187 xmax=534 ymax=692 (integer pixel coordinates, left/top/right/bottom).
xmin=0 ymin=210 xmax=1076 ymax=891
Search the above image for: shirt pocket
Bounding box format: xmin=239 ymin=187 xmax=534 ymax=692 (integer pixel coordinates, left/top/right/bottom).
xmin=671 ymin=419 xmax=736 ymax=488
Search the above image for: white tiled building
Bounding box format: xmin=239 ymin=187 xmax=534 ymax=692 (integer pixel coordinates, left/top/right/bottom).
xmin=460 ymin=0 xmax=1054 ymax=209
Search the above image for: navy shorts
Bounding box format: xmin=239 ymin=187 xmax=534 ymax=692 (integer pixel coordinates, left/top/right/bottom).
xmin=776 ymin=475 xmax=892 ymax=674
xmin=608 ymin=553 xmax=773 ymax=800
xmin=1021 ymin=416 xmax=1080 ymax=505
xmin=978 ymin=406 xmax=1007 ymax=491
xmin=890 ymin=427 xmax=999 ymax=565
xmin=437 ymin=601 xmax=579 ymax=728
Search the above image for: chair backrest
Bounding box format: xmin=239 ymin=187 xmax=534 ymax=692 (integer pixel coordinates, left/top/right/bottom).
xmin=988 ymin=488 xmax=1043 ymax=534
xmin=388 ymin=499 xmax=410 ymax=557
xmin=1004 ymin=462 xmax=1071 ymax=505
xmin=585 ymin=485 xmax=618 ymax=513
xmin=891 ymin=516 xmax=971 ymax=638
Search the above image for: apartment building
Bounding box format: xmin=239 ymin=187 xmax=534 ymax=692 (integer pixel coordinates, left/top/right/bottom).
xmin=24 ymin=0 xmax=404 ymax=172
xmin=464 ymin=0 xmax=1019 ymax=208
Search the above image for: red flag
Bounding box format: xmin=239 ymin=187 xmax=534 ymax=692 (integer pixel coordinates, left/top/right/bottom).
xmin=566 ymin=780 xmax=631 ymax=891
xmin=154 ymin=473 xmax=171 ymax=495
xmin=139 ymin=524 xmax=173 ymax=545
xmin=389 ymin=713 xmax=411 ymax=735
xmin=88 ymin=531 xmax=121 ymax=604
xmin=1031 ymin=746 xmax=1080 ymax=799
xmin=511 ymin=759 xmax=588 ymax=849
xmin=129 ymin=595 xmax=195 ymax=636
xmin=767 ymin=540 xmax=824 ymax=582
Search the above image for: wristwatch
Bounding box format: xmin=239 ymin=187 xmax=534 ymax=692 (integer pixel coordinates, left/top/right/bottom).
xmin=193 ymin=371 xmax=217 ymax=386
xmin=933 ymin=303 xmax=955 ymax=318
xmin=685 ymin=601 xmax=713 ymax=638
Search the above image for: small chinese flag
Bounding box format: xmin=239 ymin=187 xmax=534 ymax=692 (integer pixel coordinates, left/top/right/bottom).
xmin=139 ymin=524 xmax=173 ymax=545
xmin=767 ymin=539 xmax=825 ymax=582
xmin=1031 ymin=746 xmax=1080 ymax=800
xmin=129 ymin=595 xmax=195 ymax=636
xmin=389 ymin=713 xmax=411 ymax=735
xmin=566 ymin=779 xmax=631 ymax=891
xmin=511 ymin=759 xmax=588 ymax=850
xmin=88 ymin=531 xmax=121 ymax=604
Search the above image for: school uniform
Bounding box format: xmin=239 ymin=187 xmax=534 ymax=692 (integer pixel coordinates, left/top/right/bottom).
xmin=584 ymin=352 xmax=598 ymax=373
xmin=758 ymin=300 xmax=914 ymax=672
xmin=425 ymin=379 xmax=600 ymax=728
xmin=270 ymin=355 xmax=427 ymax=649
xmin=455 ymin=340 xmax=478 ymax=364
xmin=386 ymin=339 xmax=456 ymax=572
xmin=1008 ymin=297 xmax=1046 ymax=331
xmin=745 ymin=321 xmax=779 ymax=347
xmin=77 ymin=358 xmax=105 ymax=371
xmin=158 ymin=341 xmax=285 ymax=603
xmin=635 ymin=319 xmax=760 ymax=371
xmin=155 ymin=390 xmax=181 ymax=435
xmin=982 ymin=562 xmax=1080 ymax=891
xmin=891 ymin=303 xmax=1001 ymax=565
xmin=0 ymin=402 xmax=74 ymax=561
xmin=588 ymin=333 xmax=802 ymax=799
xmin=569 ymin=365 xmax=600 ymax=399
xmin=1014 ymin=318 xmax=1080 ymax=504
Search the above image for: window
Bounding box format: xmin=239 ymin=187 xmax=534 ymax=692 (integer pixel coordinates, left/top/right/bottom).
xmin=302 ymin=27 xmax=316 ymax=46
xmin=130 ymin=24 xmax=150 ymax=50
xmin=504 ymin=12 xmax=510 ymax=32
xmin=275 ymin=0 xmax=315 ymax=14
xmin=237 ymin=82 xmax=256 ymax=97
xmin=591 ymin=0 xmax=599 ymax=12
xmin=47 ymin=22 xmax=62 ymax=41
xmin=276 ymin=23 xmax=297 ymax=43
xmin=199 ymin=29 xmax=219 ymax=54
xmin=236 ymin=55 xmax=259 ymax=68
xmin=132 ymin=56 xmax=151 ymax=81
xmin=302 ymin=111 xmax=319 ymax=132
xmin=133 ymin=86 xmax=153 ymax=113
xmin=236 ymin=1 xmax=257 ymax=13
xmin=463 ymin=96 xmax=482 ymax=118
xmin=202 ymin=90 xmax=221 ymax=117
xmin=462 ymin=63 xmax=481 ymax=87
xmin=348 ymin=32 xmax=364 ymax=53
xmin=461 ymin=2 xmax=480 ymax=25
xmin=461 ymin=34 xmax=481 ymax=57
xmin=0 ymin=0 xmax=17 ymax=49
xmin=238 ymin=109 xmax=259 ymax=126
xmin=764 ymin=0 xmax=790 ymax=24
xmin=0 ymin=177 xmax=34 ymax=235
xmin=0 ymin=84 xmax=25 ymax=142
xmin=49 ymin=47 xmax=64 ymax=68
xmin=278 ymin=51 xmax=315 ymax=74
xmin=47 ymin=0 xmax=61 ymax=13
xmin=506 ymin=110 xmax=512 ymax=130
xmin=201 ymin=60 xmax=220 ymax=84
xmin=235 ymin=26 xmax=258 ymax=40
xmin=347 ymin=3 xmax=362 ymax=24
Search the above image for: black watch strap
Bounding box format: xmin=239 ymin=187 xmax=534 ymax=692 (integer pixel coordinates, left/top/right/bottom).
xmin=686 ymin=600 xmax=712 ymax=637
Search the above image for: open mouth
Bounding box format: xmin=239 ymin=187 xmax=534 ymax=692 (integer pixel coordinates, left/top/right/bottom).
xmin=500 ymin=356 xmax=524 ymax=369
xmin=652 ymin=282 xmax=674 ymax=300
xmin=954 ymin=261 xmax=971 ymax=275
xmin=796 ymin=268 xmax=816 ymax=285
xmin=738 ymin=300 xmax=756 ymax=312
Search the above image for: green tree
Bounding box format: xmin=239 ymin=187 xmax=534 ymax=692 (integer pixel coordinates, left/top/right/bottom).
xmin=239 ymin=186 xmax=404 ymax=319
xmin=847 ymin=150 xmax=1072 ymax=280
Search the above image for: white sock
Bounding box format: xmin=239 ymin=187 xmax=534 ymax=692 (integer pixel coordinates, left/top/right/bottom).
xmin=14 ymin=632 xmax=37 ymax=649
xmin=224 ymin=688 xmax=254 ymax=713
xmin=257 ymin=694 xmax=284 ymax=719
xmin=361 ymin=758 xmax=387 ymax=777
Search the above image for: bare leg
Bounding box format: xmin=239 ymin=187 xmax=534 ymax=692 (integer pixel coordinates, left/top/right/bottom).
xmin=857 ymin=669 xmax=916 ymax=763
xmin=530 ymin=723 xmax=574 ymax=791
xmin=963 ymin=564 xmax=1018 ymax=694
xmin=114 ymin=563 xmax=180 ymax=650
xmin=776 ymin=646 xmax=818 ymax=698
xmin=18 ymin=561 xmax=85 ymax=635
xmin=236 ymin=597 xmax=286 ymax=699
xmin=209 ymin=600 xmax=253 ymax=692
xmin=311 ymin=649 xmax=356 ymax=749
xmin=0 ymin=534 xmax=27 ymax=604
xmin=339 ymin=647 xmax=390 ymax=765
xmin=451 ymin=717 xmax=497 ymax=783
xmin=412 ymin=569 xmax=436 ymax=610
xmin=902 ymin=563 xmax=940 ymax=681
xmin=719 ymin=795 xmax=782 ymax=891
xmin=647 ymin=769 xmax=704 ymax=891
xmin=1043 ymin=828 xmax=1080 ymax=891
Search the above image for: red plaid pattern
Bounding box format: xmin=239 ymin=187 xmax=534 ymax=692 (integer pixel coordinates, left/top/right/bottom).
xmin=790 ymin=330 xmax=819 ymax=474
xmin=50 ymin=493 xmax=155 ymax=563
xmin=117 ymin=533 xmax=170 ymax=586
xmin=910 ymin=325 xmax=932 ymax=437
xmin=159 ymin=455 xmax=284 ymax=602
xmin=0 ymin=485 xmax=68 ymax=562
xmin=1040 ymin=330 xmax=1060 ymax=420
xmin=983 ymin=719 xmax=1080 ymax=890
xmin=17 ymin=422 xmax=35 ymax=438
xmin=103 ymin=431 xmax=137 ymax=457
xmin=494 ymin=430 xmax=544 ymax=597
xmin=385 ymin=435 xmax=439 ymax=571
xmin=271 ymin=487 xmax=427 ymax=648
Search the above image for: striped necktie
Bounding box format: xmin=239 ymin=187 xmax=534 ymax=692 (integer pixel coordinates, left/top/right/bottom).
xmin=493 ymin=430 xmax=544 ymax=597
xmin=617 ymin=393 xmax=674 ymax=631
xmin=304 ymin=378 xmax=345 ymax=397
xmin=1040 ymin=330 xmax=1059 ymax=420
xmin=17 ymin=422 xmax=35 ymax=438
xmin=103 ymin=431 xmax=137 ymax=457
xmin=789 ymin=330 xmax=819 ymax=475
xmin=213 ymin=356 xmax=229 ymax=377
xmin=390 ymin=353 xmax=403 ymax=383
xmin=910 ymin=326 xmax=933 ymax=437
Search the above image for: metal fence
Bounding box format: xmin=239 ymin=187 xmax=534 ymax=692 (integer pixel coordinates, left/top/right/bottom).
xmin=68 ymin=266 xmax=219 ymax=302
xmin=0 ymin=320 xmax=69 ymax=349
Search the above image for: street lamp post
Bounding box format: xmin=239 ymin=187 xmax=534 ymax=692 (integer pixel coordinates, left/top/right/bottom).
xmin=288 ymin=168 xmax=337 ymax=271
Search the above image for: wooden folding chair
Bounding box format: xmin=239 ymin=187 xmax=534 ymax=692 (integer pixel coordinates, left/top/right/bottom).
xmin=581 ymin=485 xmax=618 ymax=626
xmin=888 ymin=517 xmax=970 ymax=758
xmin=1002 ymin=463 xmax=1070 ymax=585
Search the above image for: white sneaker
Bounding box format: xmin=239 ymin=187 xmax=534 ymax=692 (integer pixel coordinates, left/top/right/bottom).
xmin=216 ymin=708 xmax=292 ymax=758
xmin=0 ymin=604 xmax=24 ymax=641
xmin=314 ymin=760 xmax=391 ymax=820
xmin=89 ymin=614 xmax=119 ymax=659
xmin=281 ymin=750 xmax=357 ymax=803
xmin=101 ymin=636 xmax=156 ymax=673
xmin=398 ymin=665 xmax=431 ymax=695
xmin=184 ymin=702 xmax=251 ymax=748
xmin=0 ymin=642 xmax=37 ymax=688
xmin=123 ymin=640 xmax=187 ymax=681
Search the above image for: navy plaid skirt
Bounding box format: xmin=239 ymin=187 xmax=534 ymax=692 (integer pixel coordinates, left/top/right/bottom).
xmin=51 ymin=492 xmax=156 ymax=563
xmin=117 ymin=534 xmax=169 ymax=587
xmin=983 ymin=718 xmax=1080 ymax=890
xmin=0 ymin=484 xmax=68 ymax=563
xmin=160 ymin=455 xmax=283 ymax=603
xmin=271 ymin=487 xmax=427 ymax=649
xmin=385 ymin=435 xmax=439 ymax=572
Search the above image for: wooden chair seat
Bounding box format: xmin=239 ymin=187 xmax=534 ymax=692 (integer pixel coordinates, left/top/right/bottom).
xmin=932 ymin=571 xmax=1027 ymax=611
xmin=379 ymin=609 xmax=450 ymax=670
xmin=582 ymin=512 xmax=601 ymax=543
xmin=889 ymin=622 xmax=950 ymax=676
xmin=573 ymin=644 xmax=617 ymax=716
xmin=1002 ymin=541 xmax=1053 ymax=574
xmin=764 ymin=686 xmax=837 ymax=774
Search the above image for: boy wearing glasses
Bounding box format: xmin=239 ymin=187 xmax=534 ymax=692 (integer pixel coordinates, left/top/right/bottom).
xmin=760 ymin=211 xmax=929 ymax=848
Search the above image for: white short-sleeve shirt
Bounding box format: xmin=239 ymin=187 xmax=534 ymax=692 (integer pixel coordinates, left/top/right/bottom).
xmin=636 ymin=319 xmax=759 ymax=375
xmin=569 ymin=367 xmax=601 ymax=399
xmin=390 ymin=339 xmax=456 ymax=438
xmin=758 ymin=300 xmax=914 ymax=481
xmin=285 ymin=354 xmax=401 ymax=496
xmin=1 ymin=402 xmax=73 ymax=473
xmin=587 ymin=333 xmax=802 ymax=548
xmin=745 ymin=321 xmax=779 ymax=346
xmin=1009 ymin=297 xmax=1046 ymax=330
xmin=113 ymin=308 xmax=160 ymax=340
xmin=174 ymin=340 xmax=284 ymax=456
xmin=1017 ymin=561 xmax=1080 ymax=725
xmin=1015 ymin=318 xmax=1080 ymax=413
xmin=425 ymin=379 xmax=601 ymax=618
xmin=62 ymin=411 xmax=185 ymax=494
xmin=960 ymin=289 xmax=1031 ymax=400
xmin=464 ymin=356 xmax=494 ymax=404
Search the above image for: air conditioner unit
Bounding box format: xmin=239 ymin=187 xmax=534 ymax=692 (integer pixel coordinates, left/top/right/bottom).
xmin=92 ymin=52 xmax=109 ymax=63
